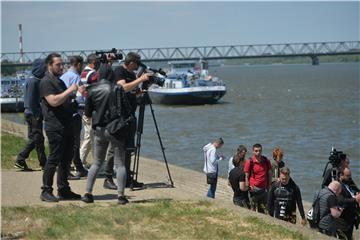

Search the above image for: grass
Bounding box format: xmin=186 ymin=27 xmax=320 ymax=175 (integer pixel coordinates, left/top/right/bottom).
xmin=1 ymin=131 xmax=48 ymax=169
xmin=1 ymin=200 xmax=308 ymax=240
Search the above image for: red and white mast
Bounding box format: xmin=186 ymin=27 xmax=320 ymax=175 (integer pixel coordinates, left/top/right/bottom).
xmin=18 ymin=24 xmax=24 ymax=63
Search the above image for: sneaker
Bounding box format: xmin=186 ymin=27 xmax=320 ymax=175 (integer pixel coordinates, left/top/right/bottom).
xmin=40 ymin=191 xmax=59 ymax=202
xmin=126 ymin=179 xmax=144 ymax=188
xmin=58 ymin=189 xmax=81 ymax=200
xmin=68 ymin=172 xmax=80 ymax=180
xmin=103 ymin=178 xmax=117 ymax=190
xmin=118 ymin=195 xmax=129 ymax=205
xmin=75 ymin=170 xmax=88 ymax=178
xmin=14 ymin=160 xmax=32 ymax=171
xmin=81 ymin=193 xmax=94 ymax=203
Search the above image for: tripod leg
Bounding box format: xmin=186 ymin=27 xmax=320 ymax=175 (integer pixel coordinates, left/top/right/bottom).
xmin=148 ymin=102 xmax=174 ymax=187
xmin=131 ymin=104 xmax=145 ymax=190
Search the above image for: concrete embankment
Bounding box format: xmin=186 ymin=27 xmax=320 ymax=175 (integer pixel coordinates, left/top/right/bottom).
xmin=1 ymin=119 xmax=332 ymax=239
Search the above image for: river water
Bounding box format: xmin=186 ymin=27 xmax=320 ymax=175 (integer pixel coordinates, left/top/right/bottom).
xmin=2 ymin=63 xmax=359 ymax=201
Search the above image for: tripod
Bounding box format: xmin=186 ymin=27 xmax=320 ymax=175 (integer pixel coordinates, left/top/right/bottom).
xmin=129 ymin=91 xmax=174 ymax=190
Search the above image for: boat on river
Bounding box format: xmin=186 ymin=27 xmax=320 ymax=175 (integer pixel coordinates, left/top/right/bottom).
xmin=148 ymin=60 xmax=226 ymax=105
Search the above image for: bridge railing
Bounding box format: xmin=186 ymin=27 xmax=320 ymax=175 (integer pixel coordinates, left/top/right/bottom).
xmin=1 ymin=41 xmax=359 ymax=64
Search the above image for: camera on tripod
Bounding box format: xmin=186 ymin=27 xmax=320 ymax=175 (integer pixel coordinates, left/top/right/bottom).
xmin=95 ymin=48 xmax=123 ymax=63
xmin=328 ymin=147 xmax=346 ymax=168
xmin=137 ymin=62 xmax=166 ymax=90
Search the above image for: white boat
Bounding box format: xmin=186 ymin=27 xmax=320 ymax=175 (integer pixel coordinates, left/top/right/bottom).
xmin=148 ymin=60 xmax=226 ymax=105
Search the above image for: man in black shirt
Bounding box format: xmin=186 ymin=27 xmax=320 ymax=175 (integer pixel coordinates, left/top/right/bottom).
xmin=267 ymin=167 xmax=306 ymax=225
xmin=104 ymin=52 xmax=149 ymax=189
xmin=228 ymin=153 xmax=250 ymax=208
xmin=39 ymin=53 xmax=81 ymax=202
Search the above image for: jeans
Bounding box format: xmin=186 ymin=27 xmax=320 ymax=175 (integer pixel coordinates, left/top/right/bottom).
xmin=42 ymin=129 xmax=74 ymax=193
xmin=207 ymin=180 xmax=217 ymax=198
xmin=17 ymin=114 xmax=46 ymax=166
xmin=71 ymin=114 xmax=86 ymax=172
xmin=86 ymin=127 xmax=126 ymax=195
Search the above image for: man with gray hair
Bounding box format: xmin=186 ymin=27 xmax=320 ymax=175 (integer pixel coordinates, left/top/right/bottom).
xmin=318 ymin=180 xmax=343 ymax=237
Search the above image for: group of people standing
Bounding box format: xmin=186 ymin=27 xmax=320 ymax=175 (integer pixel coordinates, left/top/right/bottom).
xmin=203 ymin=139 xmax=359 ymax=239
xmin=15 ymin=51 xmax=151 ymax=204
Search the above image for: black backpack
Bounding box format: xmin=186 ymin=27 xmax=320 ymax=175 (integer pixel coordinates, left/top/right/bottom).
xmin=307 ymin=190 xmax=329 ymax=229
xmin=105 ymin=85 xmax=134 ymax=139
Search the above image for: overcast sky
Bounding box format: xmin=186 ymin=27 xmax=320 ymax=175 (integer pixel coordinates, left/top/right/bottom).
xmin=1 ymin=1 xmax=359 ymax=53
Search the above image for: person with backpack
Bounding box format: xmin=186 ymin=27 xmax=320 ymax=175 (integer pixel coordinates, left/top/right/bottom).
xmin=81 ymin=61 xmax=147 ymax=205
xmin=244 ymin=143 xmax=272 ymax=213
xmin=318 ymin=181 xmax=344 ymax=237
xmin=203 ymin=138 xmax=225 ymax=199
xmin=267 ymin=167 xmax=306 ymax=225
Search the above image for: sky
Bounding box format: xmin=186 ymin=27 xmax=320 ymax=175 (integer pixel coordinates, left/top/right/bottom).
xmin=1 ymin=1 xmax=359 ymax=53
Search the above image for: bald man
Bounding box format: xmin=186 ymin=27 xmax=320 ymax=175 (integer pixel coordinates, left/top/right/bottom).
xmin=318 ymin=180 xmax=343 ymax=237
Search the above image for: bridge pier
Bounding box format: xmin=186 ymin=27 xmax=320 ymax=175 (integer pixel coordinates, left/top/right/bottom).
xmin=310 ymin=55 xmax=319 ymax=65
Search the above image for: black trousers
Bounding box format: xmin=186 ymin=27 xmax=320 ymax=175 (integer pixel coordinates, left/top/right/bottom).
xmin=17 ymin=114 xmax=46 ymax=166
xmin=71 ymin=114 xmax=86 ymax=172
xmin=42 ymin=129 xmax=74 ymax=193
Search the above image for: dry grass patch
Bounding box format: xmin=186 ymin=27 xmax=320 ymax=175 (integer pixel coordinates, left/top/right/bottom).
xmin=2 ymin=200 xmax=308 ymax=240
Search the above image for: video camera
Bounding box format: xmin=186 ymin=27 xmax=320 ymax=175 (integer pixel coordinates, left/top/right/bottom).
xmin=95 ymin=48 xmax=123 ymax=63
xmin=137 ymin=62 xmax=166 ymax=90
xmin=328 ymin=147 xmax=346 ymax=168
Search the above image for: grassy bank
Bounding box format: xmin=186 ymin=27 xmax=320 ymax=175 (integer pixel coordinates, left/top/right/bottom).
xmin=1 ymin=200 xmax=307 ymax=240
xmin=1 ymin=131 xmax=48 ymax=169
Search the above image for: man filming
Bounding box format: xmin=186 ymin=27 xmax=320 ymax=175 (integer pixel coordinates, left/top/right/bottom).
xmin=322 ymin=152 xmax=348 ymax=188
xmin=103 ymin=52 xmax=149 ymax=189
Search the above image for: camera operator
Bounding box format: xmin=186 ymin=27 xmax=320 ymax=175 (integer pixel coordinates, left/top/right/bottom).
xmin=322 ymin=152 xmax=348 ymax=188
xmin=104 ymin=52 xmax=149 ymax=189
xmin=336 ymin=167 xmax=360 ymax=240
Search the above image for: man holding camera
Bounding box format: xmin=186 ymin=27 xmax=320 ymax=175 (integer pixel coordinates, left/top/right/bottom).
xmin=103 ymin=52 xmax=149 ymax=190
xmin=39 ymin=53 xmax=81 ymax=202
xmin=322 ymin=152 xmax=348 ymax=188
